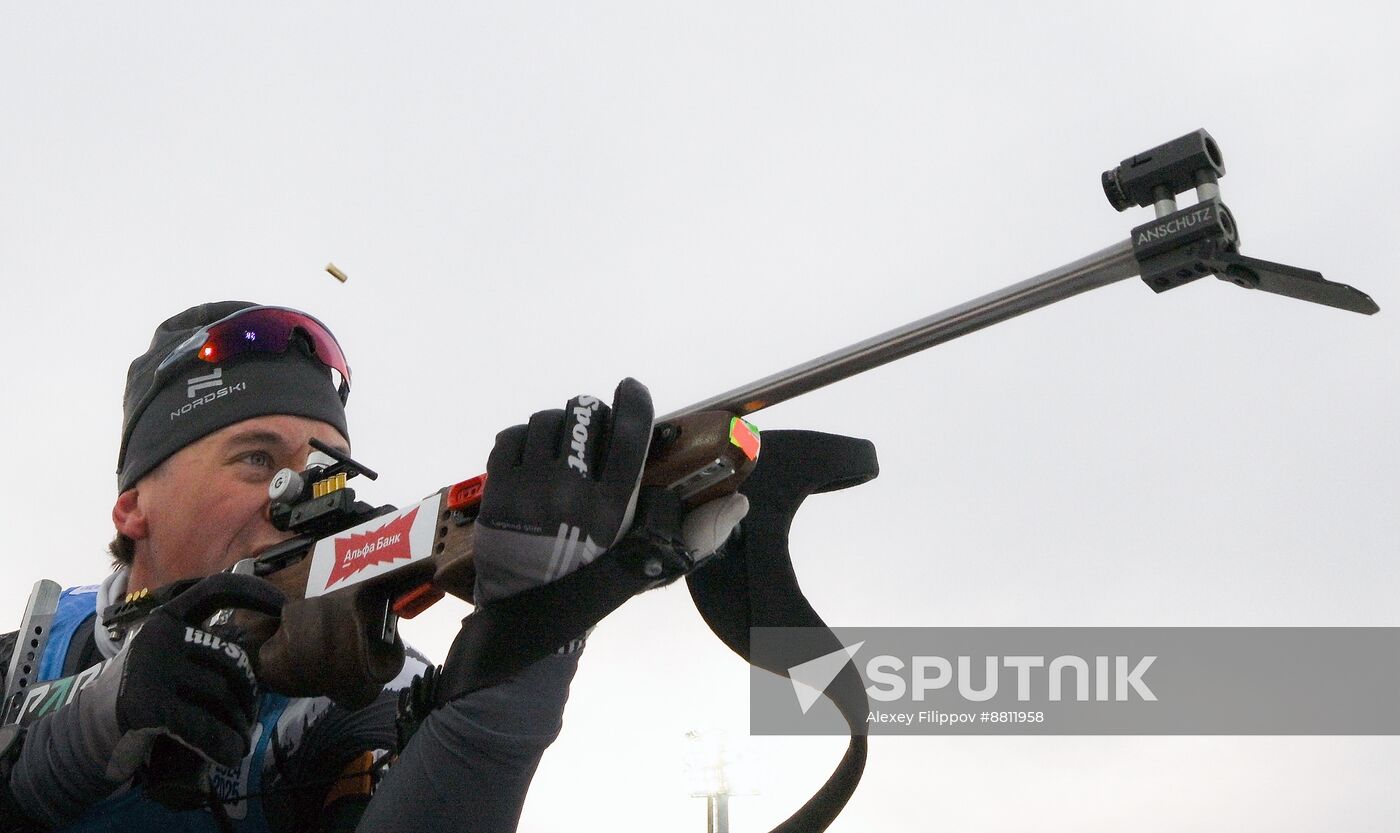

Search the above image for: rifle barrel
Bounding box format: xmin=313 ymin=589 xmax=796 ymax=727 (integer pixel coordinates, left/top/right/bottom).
xmin=661 ymin=239 xmax=1138 ymax=422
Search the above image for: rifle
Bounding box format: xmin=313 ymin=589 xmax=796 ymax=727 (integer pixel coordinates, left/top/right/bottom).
xmin=2 ymin=128 xmax=1379 ymax=829
xmin=209 ymin=128 xmax=1382 ymax=707
xmin=73 ymin=128 xmax=1384 ymax=713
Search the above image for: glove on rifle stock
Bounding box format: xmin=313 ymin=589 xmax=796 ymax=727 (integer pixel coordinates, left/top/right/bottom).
xmin=686 ymin=429 xmax=878 ymax=833
xmin=432 ymin=380 xmax=747 ymax=704
xmin=473 ymin=378 xmax=654 ymax=605
xmin=6 ymin=574 xmax=283 ymax=827
xmin=424 ymin=430 xmax=872 ymax=833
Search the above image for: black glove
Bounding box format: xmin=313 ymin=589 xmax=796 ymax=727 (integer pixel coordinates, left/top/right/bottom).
xmin=472 ymin=378 xmax=750 ymax=604
xmin=473 ymin=378 xmax=655 ymax=604
xmin=6 ymin=573 xmax=284 ymax=827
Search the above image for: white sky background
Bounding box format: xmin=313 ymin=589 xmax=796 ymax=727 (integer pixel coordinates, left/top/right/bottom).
xmin=2 ymin=3 xmax=1397 ymax=831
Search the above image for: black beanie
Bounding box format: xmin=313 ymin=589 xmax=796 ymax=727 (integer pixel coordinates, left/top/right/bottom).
xmin=117 ymin=301 xmax=350 ymax=491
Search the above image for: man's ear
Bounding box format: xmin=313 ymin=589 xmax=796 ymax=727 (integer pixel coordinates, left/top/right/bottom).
xmin=112 ymin=489 xmax=149 ymax=540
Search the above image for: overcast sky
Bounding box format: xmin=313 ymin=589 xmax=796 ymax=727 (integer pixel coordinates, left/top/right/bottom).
xmin=2 ymin=3 xmax=1397 ymax=831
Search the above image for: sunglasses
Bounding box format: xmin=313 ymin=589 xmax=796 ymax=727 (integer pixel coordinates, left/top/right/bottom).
xmin=156 ymin=305 xmax=351 ymax=399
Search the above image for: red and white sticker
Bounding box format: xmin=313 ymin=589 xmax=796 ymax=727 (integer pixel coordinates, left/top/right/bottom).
xmin=304 ymin=493 xmax=443 ymax=597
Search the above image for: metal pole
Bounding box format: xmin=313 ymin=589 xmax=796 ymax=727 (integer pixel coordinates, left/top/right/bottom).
xmin=661 ymin=239 xmax=1139 ymax=422
xmin=706 ymin=792 xmax=730 ymax=833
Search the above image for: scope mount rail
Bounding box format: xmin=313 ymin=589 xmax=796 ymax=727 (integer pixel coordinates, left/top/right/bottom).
xmin=663 ymin=129 xmax=1377 ymax=423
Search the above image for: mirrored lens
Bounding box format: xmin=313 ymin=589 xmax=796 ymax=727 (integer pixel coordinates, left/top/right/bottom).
xmin=199 ymin=308 xmax=352 ymax=390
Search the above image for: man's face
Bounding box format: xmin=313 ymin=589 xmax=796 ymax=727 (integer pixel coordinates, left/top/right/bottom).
xmin=117 ymin=414 xmax=350 ymax=587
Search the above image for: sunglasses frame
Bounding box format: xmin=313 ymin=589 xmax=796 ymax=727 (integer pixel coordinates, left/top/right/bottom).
xmin=155 ymin=305 xmax=351 ymax=398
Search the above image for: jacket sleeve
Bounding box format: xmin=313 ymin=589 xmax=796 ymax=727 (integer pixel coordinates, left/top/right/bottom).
xmin=351 ymin=650 xmax=581 ymax=833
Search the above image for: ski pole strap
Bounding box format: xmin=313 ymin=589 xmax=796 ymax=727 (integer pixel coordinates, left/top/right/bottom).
xmin=687 ymin=430 xmax=879 ymax=833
